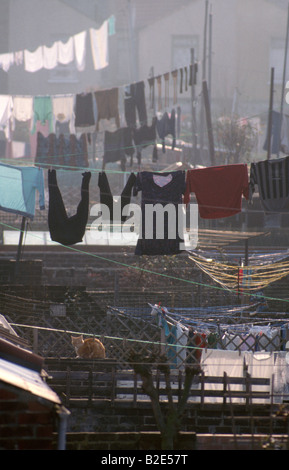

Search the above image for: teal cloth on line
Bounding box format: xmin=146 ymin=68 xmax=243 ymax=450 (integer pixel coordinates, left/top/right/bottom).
xmin=31 ymin=96 xmax=54 ymax=134
xmin=0 ymin=163 xmax=45 ymax=219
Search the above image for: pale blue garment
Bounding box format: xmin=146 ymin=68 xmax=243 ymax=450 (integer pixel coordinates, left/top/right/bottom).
xmin=0 ymin=163 xmax=45 ymax=219
xmin=158 ymin=314 xmax=178 ymax=367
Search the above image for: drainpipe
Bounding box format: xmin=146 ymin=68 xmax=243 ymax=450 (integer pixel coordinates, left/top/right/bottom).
xmin=56 ymin=405 xmax=70 ymax=450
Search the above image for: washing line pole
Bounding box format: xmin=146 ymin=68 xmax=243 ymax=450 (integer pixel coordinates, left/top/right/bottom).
xmin=277 ymin=2 xmax=289 ymax=157
xmin=191 ymin=48 xmax=197 ymax=161
xmin=199 ymin=0 xmax=209 ymax=163
xmin=15 ymin=216 xmax=27 ymax=279
xmin=267 ymin=67 xmax=275 ymax=160
xmin=208 ymin=4 xmax=213 ymax=99
xmin=202 ymin=79 xmax=215 ymax=165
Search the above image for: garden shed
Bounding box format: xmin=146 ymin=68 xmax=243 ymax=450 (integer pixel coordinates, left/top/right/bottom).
xmin=0 ymin=315 xmax=69 ymax=450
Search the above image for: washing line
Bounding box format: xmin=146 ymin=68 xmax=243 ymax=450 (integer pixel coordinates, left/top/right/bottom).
xmin=1 ymin=219 xmax=289 ymax=307
xmin=189 ymin=253 xmax=289 ymax=293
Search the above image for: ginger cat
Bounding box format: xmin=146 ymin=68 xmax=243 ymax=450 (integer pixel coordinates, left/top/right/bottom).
xmin=71 ymin=335 xmax=106 ymax=359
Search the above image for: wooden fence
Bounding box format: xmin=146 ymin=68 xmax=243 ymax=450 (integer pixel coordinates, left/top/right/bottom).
xmin=44 ymin=358 xmax=275 ymax=407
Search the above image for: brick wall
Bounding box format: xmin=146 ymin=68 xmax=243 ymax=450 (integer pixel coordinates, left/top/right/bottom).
xmin=59 ymin=432 xmax=289 ymax=450
xmin=0 ymin=383 xmax=56 ymax=450
xmin=61 ymin=431 xmax=197 ymax=450
xmin=63 ymin=399 xmax=287 ymax=436
xmin=0 ymin=259 xmax=43 ymax=285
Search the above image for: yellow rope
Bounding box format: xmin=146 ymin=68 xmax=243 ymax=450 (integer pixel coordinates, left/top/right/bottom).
xmin=189 ymin=254 xmax=289 ymax=292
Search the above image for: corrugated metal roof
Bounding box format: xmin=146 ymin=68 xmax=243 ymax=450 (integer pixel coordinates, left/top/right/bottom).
xmin=0 ymin=357 xmax=61 ymax=404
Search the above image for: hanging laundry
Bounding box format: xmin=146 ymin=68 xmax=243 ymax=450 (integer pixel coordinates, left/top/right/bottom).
xmin=184 ymin=164 xmax=249 ymax=219
xmin=163 ymin=72 xmax=170 ymax=107
xmin=156 ymin=109 xmax=176 ymax=153
xmin=30 ymin=120 xmax=50 ymax=160
xmin=153 ymin=307 xmax=189 ymax=368
xmin=124 ymin=81 xmax=147 ymax=128
xmin=24 ymin=46 xmax=44 ymax=72
xmin=12 ymin=97 xmax=33 ymax=124
xmin=11 ymin=114 xmax=31 ymax=159
xmin=31 ymin=96 xmax=54 ymax=134
xmin=171 ymin=69 xmax=178 ymax=104
xmin=43 ymin=42 xmax=58 ymax=70
xmin=179 ymin=68 xmax=184 ymax=94
xmin=108 ymin=15 xmax=116 ymax=36
xmin=154 ymin=312 xmax=177 ymax=368
xmin=35 ymin=132 xmax=88 ymax=170
xmin=95 ymin=87 xmax=120 ymax=130
xmin=176 ymin=323 xmax=189 ymax=367
xmin=64 ymin=133 xmax=89 ymax=169
xmin=14 ymin=51 xmax=24 ymax=66
xmin=12 ymin=118 xmax=31 ymax=143
xmin=57 ymin=37 xmax=74 ymax=65
xmin=74 ymin=92 xmax=97 ymax=134
xmin=156 ymin=76 xmax=162 ymax=112
xmin=98 ymin=171 xmax=136 ymax=224
xmin=200 ymin=349 xmax=246 ymax=404
xmin=52 ymin=95 xmax=75 ymax=134
xmin=48 ymin=169 xmax=91 ymax=246
xmin=189 ymin=62 xmax=198 ymax=86
xmin=249 ymin=156 xmax=289 ymax=213
xmin=184 ymin=66 xmax=188 ymax=92
xmin=102 ymin=127 xmax=134 ymax=171
xmin=73 ymin=30 xmax=87 ymax=72
xmin=187 ymin=328 xmax=207 ymax=363
xmin=147 ymin=76 xmax=155 ymax=109
xmin=222 ymin=331 xmax=256 ymax=351
xmin=133 ymin=170 xmax=186 ymax=256
xmin=280 ymin=113 xmax=289 ymax=153
xmin=0 ymin=95 xmax=13 ymax=139
xmin=0 ymin=162 xmax=45 ymax=219
xmin=89 ymin=20 xmax=109 ymax=70
xmin=132 ymin=118 xmax=157 ymax=164
xmin=244 ymin=351 xmax=274 ymax=404
xmin=0 ymin=53 xmax=14 ymax=72
xmin=263 ymin=110 xmax=281 ymax=155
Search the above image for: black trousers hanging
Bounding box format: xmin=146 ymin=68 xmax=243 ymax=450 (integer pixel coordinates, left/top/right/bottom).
xmin=124 ymin=81 xmax=147 ymax=128
xmin=48 ymin=169 xmax=91 ymax=245
xmin=98 ymin=171 xmax=136 ymax=223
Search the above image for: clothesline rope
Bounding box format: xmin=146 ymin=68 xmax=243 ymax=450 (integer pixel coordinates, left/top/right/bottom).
xmin=7 ymin=321 xmax=289 ymax=370
xmin=1 ymin=219 xmax=289 ymax=307
xmin=189 ymin=253 xmax=289 ymax=293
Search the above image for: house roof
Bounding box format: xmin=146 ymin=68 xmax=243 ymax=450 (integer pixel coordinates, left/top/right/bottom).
xmin=0 ymin=322 xmax=61 ymax=405
xmin=0 ymin=356 xmax=61 ymax=404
